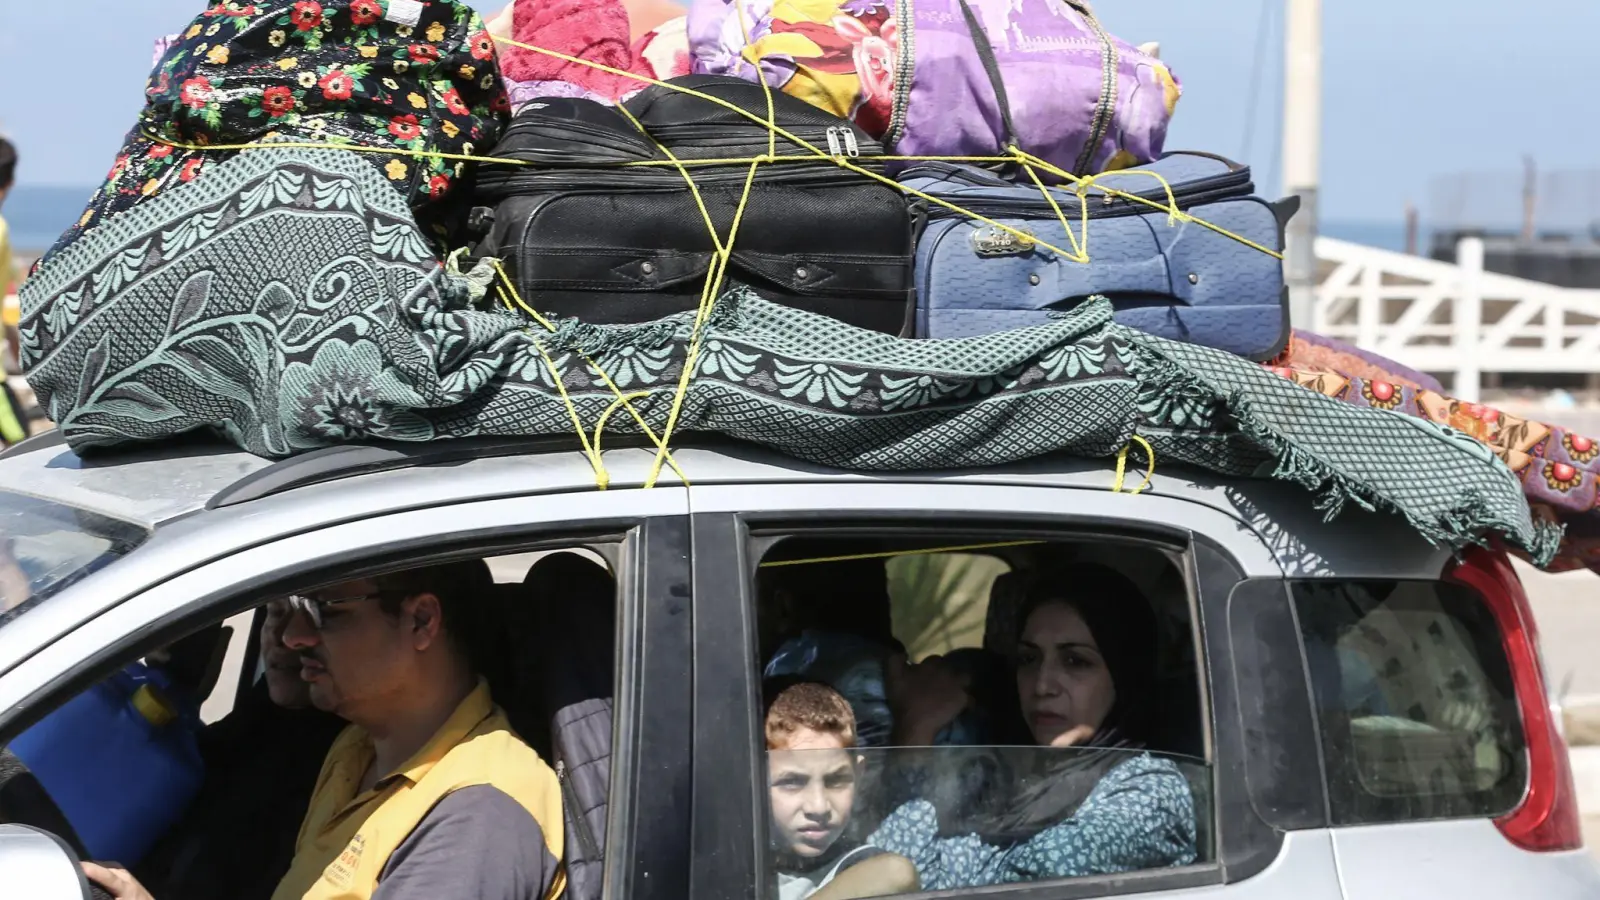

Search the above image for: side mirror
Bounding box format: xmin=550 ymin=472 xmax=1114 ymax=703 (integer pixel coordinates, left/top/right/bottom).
xmin=0 ymin=824 xmax=95 ymax=899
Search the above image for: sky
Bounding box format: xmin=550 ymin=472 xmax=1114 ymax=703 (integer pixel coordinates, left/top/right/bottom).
xmin=0 ymin=0 xmax=1595 ymax=225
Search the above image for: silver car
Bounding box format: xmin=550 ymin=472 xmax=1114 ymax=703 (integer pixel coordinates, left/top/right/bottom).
xmin=0 ymin=430 xmax=1596 ymax=900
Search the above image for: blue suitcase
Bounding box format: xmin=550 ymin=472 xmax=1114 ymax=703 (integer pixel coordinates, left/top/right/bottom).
xmin=902 ymin=152 xmax=1297 ymax=359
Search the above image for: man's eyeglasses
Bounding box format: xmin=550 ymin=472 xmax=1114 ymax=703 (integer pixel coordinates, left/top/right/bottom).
xmin=287 ymin=592 xmax=383 ymax=629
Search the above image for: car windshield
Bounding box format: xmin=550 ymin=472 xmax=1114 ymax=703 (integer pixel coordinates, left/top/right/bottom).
xmin=0 ymin=490 xmax=148 ymax=627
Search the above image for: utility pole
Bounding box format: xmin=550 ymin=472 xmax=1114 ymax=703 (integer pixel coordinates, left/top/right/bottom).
xmin=1521 ymin=155 xmax=1537 ymax=241
xmin=1282 ymin=0 xmax=1321 ymax=330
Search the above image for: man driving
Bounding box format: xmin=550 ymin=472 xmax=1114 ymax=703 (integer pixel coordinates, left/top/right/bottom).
xmin=85 ymin=561 xmax=565 ymax=900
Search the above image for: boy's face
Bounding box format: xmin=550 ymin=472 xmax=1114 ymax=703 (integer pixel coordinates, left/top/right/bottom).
xmin=768 ymin=726 xmax=857 ymax=859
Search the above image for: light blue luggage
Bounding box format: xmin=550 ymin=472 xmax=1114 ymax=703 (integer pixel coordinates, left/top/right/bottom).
xmin=902 ymin=152 xmax=1296 ymax=360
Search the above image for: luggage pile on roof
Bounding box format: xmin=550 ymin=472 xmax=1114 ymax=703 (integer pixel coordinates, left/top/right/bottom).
xmin=17 ymin=0 xmax=1563 ymax=565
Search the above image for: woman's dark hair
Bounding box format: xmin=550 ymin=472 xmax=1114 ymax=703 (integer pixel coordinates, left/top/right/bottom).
xmin=1014 ymin=562 xmax=1159 ymax=742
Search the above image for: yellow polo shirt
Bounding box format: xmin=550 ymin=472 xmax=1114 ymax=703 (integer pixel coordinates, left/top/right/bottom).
xmin=272 ymin=680 xmax=565 ymax=900
xmin=0 ymin=213 xmax=17 ymax=328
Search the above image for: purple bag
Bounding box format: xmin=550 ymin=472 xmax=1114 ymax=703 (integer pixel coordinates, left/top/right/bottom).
xmin=687 ymin=0 xmax=1179 ymax=176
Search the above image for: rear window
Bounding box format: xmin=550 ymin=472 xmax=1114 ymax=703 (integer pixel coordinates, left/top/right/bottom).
xmin=1293 ymin=580 xmax=1527 ymax=824
xmin=0 ymin=490 xmax=148 ymax=625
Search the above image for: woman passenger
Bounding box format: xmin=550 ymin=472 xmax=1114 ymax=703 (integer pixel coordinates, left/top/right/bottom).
xmin=872 ymin=563 xmax=1196 ymax=890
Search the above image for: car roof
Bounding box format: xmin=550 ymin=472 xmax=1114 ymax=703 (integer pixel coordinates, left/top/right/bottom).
xmin=0 ymin=431 xmax=1453 ymax=578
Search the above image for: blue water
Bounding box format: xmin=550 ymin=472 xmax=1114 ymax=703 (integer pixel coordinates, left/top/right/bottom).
xmin=6 ymin=185 xmax=93 ymax=253
xmin=6 ymin=182 xmax=1416 ymax=255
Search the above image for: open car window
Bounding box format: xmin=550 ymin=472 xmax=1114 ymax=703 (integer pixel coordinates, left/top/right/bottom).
xmin=752 ymin=533 xmax=1211 ymax=900
xmin=0 ymin=490 xmax=149 ymax=627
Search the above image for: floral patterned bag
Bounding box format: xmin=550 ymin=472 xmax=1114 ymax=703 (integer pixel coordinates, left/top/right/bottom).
xmin=686 ymin=0 xmax=1180 ymax=176
xmin=49 ymin=0 xmax=507 ymax=256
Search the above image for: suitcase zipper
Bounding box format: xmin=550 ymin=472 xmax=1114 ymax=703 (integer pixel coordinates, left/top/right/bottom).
xmin=494 ymin=115 xmax=656 ymax=162
xmin=646 ymin=122 xmax=881 ymax=157
xmin=825 ymin=127 xmax=862 ymax=160
xmin=484 ymin=165 xmax=884 ymax=195
xmin=909 ymin=158 xmax=1253 ymax=220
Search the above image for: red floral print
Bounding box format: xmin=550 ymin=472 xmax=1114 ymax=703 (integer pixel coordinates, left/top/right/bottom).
xmin=1565 ymin=433 xmax=1599 ymax=464
xmin=428 ymin=174 xmax=452 ymax=195
xmin=262 ymin=85 xmax=297 ymax=118
xmin=442 ymin=88 xmax=469 ymax=116
xmin=319 ymin=71 xmax=355 ymax=101
xmin=1360 ymin=379 xmax=1402 ymax=410
xmin=408 ymin=44 xmax=440 ymax=63
xmin=290 ymin=1 xmax=324 ymax=31
xmin=180 ymin=77 xmax=215 ymax=109
xmin=349 ymin=0 xmax=383 ymax=26
xmin=470 ymin=31 xmax=494 ymax=61
xmin=179 ymin=158 xmax=205 ymax=183
xmin=1545 ymin=462 xmax=1583 ymax=493
xmin=388 ymin=114 xmax=423 ymax=141
xmin=147 ymin=144 xmax=174 ymax=159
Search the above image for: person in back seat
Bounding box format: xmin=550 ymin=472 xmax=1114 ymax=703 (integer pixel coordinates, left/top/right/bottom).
xmin=870 ymin=564 xmax=1196 ymax=891
xmin=765 ymin=681 xmax=918 ymax=900
xmin=132 ymin=598 xmax=344 ymax=900
xmin=84 ymin=561 xmax=565 ymax=900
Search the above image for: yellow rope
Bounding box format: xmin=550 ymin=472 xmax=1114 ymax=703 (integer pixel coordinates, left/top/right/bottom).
xmin=606 ymin=96 xmax=770 ymax=488
xmin=1111 ymin=435 xmax=1157 ymax=495
xmin=135 ymin=34 xmax=1276 ymax=490
xmin=1017 ymin=155 xmax=1088 ymax=263
xmin=491 ymin=259 xmax=692 ymax=487
xmin=1011 ymin=148 xmax=1284 ymax=261
xmin=759 ymin=539 xmax=1048 ymax=568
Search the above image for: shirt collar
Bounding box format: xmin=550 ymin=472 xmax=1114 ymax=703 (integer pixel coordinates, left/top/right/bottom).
xmin=379 ymin=678 xmax=496 ymax=787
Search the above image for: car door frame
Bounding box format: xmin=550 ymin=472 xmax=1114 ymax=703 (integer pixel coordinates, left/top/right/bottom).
xmin=0 ymin=488 xmax=695 ymax=900
xmin=682 ymin=479 xmax=1346 ymax=900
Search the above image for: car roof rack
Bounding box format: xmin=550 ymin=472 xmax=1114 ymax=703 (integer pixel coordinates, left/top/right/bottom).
xmin=0 ymin=429 xmax=67 ymax=461
xmin=206 ymin=435 xmax=594 ymax=509
xmin=206 ymin=432 xmax=762 ymax=509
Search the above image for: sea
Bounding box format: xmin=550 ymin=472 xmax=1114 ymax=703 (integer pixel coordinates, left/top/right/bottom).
xmin=3 ymin=183 xmax=1415 ymax=255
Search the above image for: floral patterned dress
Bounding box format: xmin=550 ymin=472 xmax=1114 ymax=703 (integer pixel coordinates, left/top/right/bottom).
xmin=51 ymin=0 xmax=508 ymax=258
xmin=867 ymin=753 xmax=1197 ymax=892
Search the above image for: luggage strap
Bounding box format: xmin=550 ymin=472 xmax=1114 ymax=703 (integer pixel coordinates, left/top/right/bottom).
xmin=953 ymin=0 xmax=1021 ymax=173
xmin=952 ymin=0 xmax=1119 ymax=178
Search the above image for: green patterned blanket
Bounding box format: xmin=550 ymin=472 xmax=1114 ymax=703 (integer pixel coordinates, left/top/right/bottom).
xmin=19 ymin=148 xmax=1558 ymax=563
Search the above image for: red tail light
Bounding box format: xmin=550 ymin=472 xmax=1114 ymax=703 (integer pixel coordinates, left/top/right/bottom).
xmin=1446 ymin=545 xmax=1583 ymax=852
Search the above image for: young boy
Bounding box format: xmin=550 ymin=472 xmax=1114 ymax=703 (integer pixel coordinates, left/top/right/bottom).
xmin=766 ymin=681 xmax=918 ymax=900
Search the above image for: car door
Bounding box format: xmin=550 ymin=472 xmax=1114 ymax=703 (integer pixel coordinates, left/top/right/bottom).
xmin=682 ymin=479 xmax=1346 ymax=900
xmin=0 ymin=487 xmax=693 ymax=900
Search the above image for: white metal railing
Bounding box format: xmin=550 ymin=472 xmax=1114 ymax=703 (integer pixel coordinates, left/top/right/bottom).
xmin=1313 ymin=236 xmax=1600 ymax=401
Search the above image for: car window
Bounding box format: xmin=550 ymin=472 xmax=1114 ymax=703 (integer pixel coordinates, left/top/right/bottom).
xmin=0 ymin=489 xmax=148 ymax=626
xmin=1293 ymin=580 xmax=1527 ymax=824
xmin=754 ymin=534 xmax=1210 ymax=899
xmin=3 ymin=542 xmax=624 ymax=900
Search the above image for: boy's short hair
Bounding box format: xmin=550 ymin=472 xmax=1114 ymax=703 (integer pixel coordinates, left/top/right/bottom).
xmin=765 ymin=681 xmax=857 ymax=750
xmin=0 ymin=139 xmax=14 ymax=191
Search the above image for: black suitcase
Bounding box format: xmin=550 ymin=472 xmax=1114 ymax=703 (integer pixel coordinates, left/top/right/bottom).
xmin=471 ymin=75 xmax=916 ymax=334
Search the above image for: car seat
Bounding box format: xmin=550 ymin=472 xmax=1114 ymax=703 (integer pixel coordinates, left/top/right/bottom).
xmin=523 ymin=553 xmax=616 ymax=900
xmin=484 ymin=580 xmax=552 ymax=759
xmin=756 ymin=538 xmax=897 ymax=661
